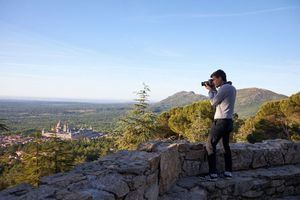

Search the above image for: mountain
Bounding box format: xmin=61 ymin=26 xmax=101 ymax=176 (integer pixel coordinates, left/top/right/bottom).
xmin=235 ymin=88 xmax=288 ymax=118
xmin=150 ymin=91 xmax=207 ymax=112
xmin=151 ymin=88 xmax=288 ymax=118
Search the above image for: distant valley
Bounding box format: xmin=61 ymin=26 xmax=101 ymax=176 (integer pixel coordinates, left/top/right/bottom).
xmin=0 ymin=87 xmax=289 ymax=135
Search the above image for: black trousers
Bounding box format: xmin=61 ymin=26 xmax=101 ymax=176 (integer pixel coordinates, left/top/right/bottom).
xmin=207 ymin=118 xmax=233 ymax=174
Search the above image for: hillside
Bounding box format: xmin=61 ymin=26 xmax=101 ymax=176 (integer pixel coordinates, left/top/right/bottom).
xmin=236 ymin=92 xmax=300 ymax=143
xmin=151 ymin=88 xmax=288 ymax=118
xmin=235 ymin=88 xmax=288 ymax=118
xmin=150 ymin=91 xmax=207 ymax=112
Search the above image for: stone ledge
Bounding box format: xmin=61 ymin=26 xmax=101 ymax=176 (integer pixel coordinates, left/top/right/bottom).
xmin=159 ymin=164 xmax=300 ymax=200
xmin=0 ymin=139 xmax=299 ymax=200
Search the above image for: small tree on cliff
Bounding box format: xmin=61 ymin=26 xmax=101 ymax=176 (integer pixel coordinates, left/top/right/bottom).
xmin=114 ymin=83 xmax=160 ymax=150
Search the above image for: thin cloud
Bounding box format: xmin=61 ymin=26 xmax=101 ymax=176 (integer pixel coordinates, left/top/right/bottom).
xmin=129 ymin=6 xmax=299 ymax=22
xmin=0 ymin=20 xmax=114 ymax=58
xmin=0 ymin=20 xmax=188 ymax=73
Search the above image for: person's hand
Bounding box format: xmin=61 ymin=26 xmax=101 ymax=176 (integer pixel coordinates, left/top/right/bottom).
xmin=204 ymin=83 xmax=213 ymax=91
xmin=204 ymin=83 xmax=216 ymax=91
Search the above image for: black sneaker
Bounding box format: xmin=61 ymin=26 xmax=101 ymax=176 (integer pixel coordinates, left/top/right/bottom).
xmin=223 ymin=171 xmax=232 ymax=179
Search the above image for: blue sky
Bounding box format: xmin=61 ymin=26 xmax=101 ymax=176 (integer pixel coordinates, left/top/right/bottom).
xmin=0 ymin=0 xmax=299 ymax=102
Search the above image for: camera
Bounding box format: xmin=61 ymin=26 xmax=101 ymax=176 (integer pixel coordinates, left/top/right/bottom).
xmin=201 ymin=78 xmax=214 ymax=87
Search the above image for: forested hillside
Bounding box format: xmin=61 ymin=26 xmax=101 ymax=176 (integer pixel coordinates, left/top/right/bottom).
xmin=151 ymin=88 xmax=287 ymax=118
xmin=236 ymin=92 xmax=300 ymax=143
xmin=151 ymin=91 xmax=207 ymax=112
xmin=235 ymin=88 xmax=287 ymax=118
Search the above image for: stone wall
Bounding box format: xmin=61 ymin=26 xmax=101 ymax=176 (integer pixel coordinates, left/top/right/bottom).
xmin=1 ymin=139 xmax=300 ymax=200
xmin=159 ymin=164 xmax=300 ymax=200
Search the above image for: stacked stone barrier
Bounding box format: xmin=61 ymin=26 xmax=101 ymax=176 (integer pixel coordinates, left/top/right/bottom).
xmin=0 ymin=139 xmax=299 ymax=200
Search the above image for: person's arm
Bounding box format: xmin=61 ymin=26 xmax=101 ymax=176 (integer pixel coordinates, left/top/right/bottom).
xmin=208 ymin=89 xmax=217 ymax=99
xmin=208 ymin=86 xmax=226 ymax=107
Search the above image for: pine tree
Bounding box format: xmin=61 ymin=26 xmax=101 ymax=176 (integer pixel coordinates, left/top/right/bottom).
xmin=46 ymin=133 xmax=74 ymax=173
xmin=238 ymin=92 xmax=300 ymax=142
xmin=165 ymin=100 xmax=214 ymax=142
xmin=114 ymin=83 xmax=160 ymax=150
xmin=18 ymin=133 xmax=46 ymax=186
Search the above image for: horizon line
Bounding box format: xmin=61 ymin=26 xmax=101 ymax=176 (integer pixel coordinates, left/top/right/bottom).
xmin=0 ymin=87 xmax=293 ymax=104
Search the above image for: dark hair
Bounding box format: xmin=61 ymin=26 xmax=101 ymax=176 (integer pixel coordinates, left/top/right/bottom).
xmin=210 ymin=69 xmax=227 ymax=82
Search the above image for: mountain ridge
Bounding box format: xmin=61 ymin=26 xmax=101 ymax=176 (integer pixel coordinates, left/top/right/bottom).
xmin=151 ymin=87 xmax=288 ymax=118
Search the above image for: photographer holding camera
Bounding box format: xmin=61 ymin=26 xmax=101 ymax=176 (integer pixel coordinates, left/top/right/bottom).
xmin=202 ymin=69 xmax=236 ymax=181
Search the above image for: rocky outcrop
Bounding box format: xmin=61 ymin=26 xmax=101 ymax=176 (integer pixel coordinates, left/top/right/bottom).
xmin=0 ymin=139 xmax=300 ymax=200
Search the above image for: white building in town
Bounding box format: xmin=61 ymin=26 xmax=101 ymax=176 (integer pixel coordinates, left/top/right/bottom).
xmin=42 ymin=121 xmax=106 ymax=140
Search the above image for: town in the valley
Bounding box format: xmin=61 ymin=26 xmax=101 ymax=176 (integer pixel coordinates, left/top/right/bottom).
xmin=0 ymin=121 xmax=107 ymax=149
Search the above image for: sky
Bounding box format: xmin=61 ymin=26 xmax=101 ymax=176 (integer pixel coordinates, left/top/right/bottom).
xmin=0 ymin=0 xmax=299 ymax=102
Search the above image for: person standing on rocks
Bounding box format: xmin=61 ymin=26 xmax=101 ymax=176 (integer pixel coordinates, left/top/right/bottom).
xmin=203 ymin=69 xmax=236 ymax=180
